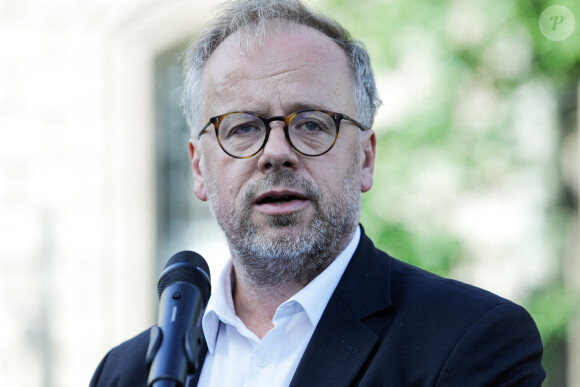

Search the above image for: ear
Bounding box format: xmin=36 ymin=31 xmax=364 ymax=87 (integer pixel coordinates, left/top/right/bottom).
xmin=188 ymin=139 xmax=208 ymax=201
xmin=360 ymin=130 xmax=376 ymax=193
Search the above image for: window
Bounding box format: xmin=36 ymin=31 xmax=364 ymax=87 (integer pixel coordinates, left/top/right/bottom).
xmin=154 ymin=43 xmax=228 ymax=284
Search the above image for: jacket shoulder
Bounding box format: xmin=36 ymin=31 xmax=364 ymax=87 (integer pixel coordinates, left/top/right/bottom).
xmin=362 ymin=245 xmax=545 ymax=385
xmin=90 ymin=328 xmax=151 ymax=387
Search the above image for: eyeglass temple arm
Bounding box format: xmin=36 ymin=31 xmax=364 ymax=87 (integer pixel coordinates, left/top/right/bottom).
xmin=197 ymin=121 xmax=213 ymax=139
xmin=343 ymin=115 xmax=370 ymax=131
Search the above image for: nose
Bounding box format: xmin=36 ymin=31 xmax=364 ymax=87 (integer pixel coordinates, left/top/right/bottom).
xmin=257 ymin=122 xmax=299 ymax=173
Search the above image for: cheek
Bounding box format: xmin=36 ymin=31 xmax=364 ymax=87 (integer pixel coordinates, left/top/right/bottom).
xmin=304 ymin=160 xmax=341 ymax=198
xmin=315 ymin=147 xmax=362 ymax=195
xmin=204 ymin=159 xmax=251 ymax=203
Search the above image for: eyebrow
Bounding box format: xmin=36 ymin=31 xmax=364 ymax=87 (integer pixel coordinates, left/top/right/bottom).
xmin=281 ymin=102 xmax=334 ymax=115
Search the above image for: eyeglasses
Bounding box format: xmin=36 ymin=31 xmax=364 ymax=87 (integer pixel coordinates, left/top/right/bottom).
xmin=197 ymin=109 xmax=370 ymax=159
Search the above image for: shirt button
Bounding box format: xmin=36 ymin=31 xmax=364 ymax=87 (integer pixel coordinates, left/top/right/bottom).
xmin=257 ymin=358 xmax=268 ymax=367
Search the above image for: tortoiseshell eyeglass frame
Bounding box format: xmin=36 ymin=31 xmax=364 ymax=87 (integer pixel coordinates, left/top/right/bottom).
xmin=197 ymin=109 xmax=370 ymax=159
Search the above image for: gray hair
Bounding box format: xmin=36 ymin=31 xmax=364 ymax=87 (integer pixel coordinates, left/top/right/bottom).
xmin=181 ymin=0 xmax=382 ymax=135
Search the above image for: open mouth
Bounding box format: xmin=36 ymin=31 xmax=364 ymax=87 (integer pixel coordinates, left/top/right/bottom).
xmin=257 ymin=195 xmax=302 ymax=204
xmin=254 ymin=190 xmax=309 ymax=205
xmin=253 ymin=189 xmax=311 ymax=216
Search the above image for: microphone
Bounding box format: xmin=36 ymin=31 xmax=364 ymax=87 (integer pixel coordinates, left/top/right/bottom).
xmin=146 ymin=251 xmax=211 ymax=387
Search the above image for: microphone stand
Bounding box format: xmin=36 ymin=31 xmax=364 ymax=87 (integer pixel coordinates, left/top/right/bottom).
xmin=146 ymin=283 xmax=205 ymax=387
xmin=147 ymin=252 xmax=211 ymax=387
xmin=152 ymin=381 xmax=179 ymax=387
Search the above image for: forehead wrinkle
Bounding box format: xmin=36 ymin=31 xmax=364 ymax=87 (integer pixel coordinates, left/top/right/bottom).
xmin=211 ymin=70 xmax=346 ymax=116
xmin=212 ymin=63 xmax=309 ymax=106
xmin=245 ymin=63 xmax=309 ymax=82
xmin=228 ymin=55 xmax=315 ymax=82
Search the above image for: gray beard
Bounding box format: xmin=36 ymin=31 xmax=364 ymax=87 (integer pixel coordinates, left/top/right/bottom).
xmin=207 ymin=166 xmax=361 ymax=290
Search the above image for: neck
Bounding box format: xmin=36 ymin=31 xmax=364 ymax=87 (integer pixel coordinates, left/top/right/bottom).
xmin=226 ymin=224 xmax=358 ymax=338
xmin=231 ymin=262 xmax=303 ymax=339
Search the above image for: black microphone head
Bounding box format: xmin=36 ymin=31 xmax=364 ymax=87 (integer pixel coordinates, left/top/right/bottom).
xmin=157 ymin=251 xmax=211 ymax=303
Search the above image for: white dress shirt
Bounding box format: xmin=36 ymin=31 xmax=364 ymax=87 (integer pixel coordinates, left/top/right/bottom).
xmin=195 ymin=226 xmax=361 ymax=387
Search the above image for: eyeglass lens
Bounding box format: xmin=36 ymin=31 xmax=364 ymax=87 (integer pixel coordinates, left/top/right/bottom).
xmin=217 ymin=111 xmax=337 ymax=157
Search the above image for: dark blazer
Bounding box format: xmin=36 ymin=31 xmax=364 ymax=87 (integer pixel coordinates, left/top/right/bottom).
xmin=90 ymin=230 xmax=545 ymax=386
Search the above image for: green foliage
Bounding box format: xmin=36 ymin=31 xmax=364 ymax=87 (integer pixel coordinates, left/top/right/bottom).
xmin=527 ymin=283 xmax=580 ymax=341
xmin=323 ymin=0 xmax=580 ymax=383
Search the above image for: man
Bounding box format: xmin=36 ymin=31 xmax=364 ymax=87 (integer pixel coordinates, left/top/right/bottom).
xmin=90 ymin=0 xmax=545 ymax=385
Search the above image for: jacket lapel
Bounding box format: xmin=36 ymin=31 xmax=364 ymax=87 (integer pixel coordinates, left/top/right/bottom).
xmin=290 ymin=229 xmax=393 ymax=387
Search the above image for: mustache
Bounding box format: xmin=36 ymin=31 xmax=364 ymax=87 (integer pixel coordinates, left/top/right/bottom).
xmin=242 ymin=170 xmax=321 ymax=206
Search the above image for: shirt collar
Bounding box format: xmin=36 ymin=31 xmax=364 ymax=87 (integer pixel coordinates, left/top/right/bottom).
xmin=287 ymin=226 xmax=360 ymax=327
xmin=202 ymin=260 xmax=237 ymax=353
xmin=202 ymin=226 xmax=361 ymax=353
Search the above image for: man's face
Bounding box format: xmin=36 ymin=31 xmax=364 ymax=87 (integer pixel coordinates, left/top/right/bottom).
xmin=189 ymin=24 xmax=376 ymax=287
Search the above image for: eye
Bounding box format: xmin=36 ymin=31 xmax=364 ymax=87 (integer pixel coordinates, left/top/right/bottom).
xmin=302 ymin=121 xmax=322 ymax=131
xmin=233 ymin=123 xmax=259 ymax=135
xmin=290 ymin=111 xmax=336 ymax=136
xmin=293 ymin=118 xmax=333 ymax=135
xmin=223 ymin=123 xmax=264 ymax=141
xmin=219 ymin=114 xmax=265 ymax=140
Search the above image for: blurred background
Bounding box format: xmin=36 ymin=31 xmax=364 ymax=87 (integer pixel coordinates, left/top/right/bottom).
xmin=0 ymin=0 xmax=578 ymax=385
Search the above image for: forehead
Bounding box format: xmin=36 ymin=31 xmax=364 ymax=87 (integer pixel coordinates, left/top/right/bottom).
xmin=201 ymin=23 xmax=355 ymax=116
